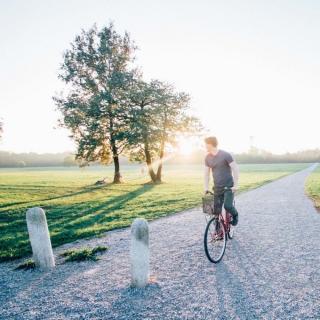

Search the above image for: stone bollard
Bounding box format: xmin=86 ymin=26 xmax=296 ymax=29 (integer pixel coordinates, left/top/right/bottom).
xmin=26 ymin=207 xmax=55 ymax=270
xmin=130 ymin=218 xmax=149 ymax=288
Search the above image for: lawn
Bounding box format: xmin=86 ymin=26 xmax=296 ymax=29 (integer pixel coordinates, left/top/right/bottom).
xmin=0 ymin=163 xmax=309 ymax=261
xmin=306 ymin=164 xmax=320 ymax=211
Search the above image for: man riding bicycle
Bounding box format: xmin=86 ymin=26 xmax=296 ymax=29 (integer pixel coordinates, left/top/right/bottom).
xmin=204 ymin=136 xmax=239 ymax=226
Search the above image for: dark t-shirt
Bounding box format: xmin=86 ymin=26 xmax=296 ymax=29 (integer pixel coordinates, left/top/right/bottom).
xmin=205 ymin=150 xmax=234 ymax=189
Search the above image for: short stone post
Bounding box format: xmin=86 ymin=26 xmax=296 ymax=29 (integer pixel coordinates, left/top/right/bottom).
xmin=130 ymin=218 xmax=149 ymax=288
xmin=26 ymin=207 xmax=55 ymax=270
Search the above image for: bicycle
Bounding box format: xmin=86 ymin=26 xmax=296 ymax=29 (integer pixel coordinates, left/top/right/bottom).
xmin=202 ymin=188 xmax=235 ymax=263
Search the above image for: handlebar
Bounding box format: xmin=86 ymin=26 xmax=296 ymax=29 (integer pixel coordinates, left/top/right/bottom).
xmin=205 ymin=187 xmax=233 ymax=195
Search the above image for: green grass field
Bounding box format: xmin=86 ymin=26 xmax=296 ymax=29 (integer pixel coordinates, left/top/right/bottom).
xmin=306 ymin=164 xmax=320 ymax=211
xmin=0 ymin=163 xmax=309 ymax=261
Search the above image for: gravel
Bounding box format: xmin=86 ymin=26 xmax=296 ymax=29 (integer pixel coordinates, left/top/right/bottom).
xmin=1 ymin=164 xmax=319 ymax=320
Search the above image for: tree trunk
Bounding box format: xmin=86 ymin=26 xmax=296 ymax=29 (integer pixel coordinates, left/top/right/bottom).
xmin=113 ymin=154 xmax=121 ymax=183
xmin=144 ymin=140 xmax=157 ymax=183
xmin=156 ymin=140 xmax=165 ymax=183
xmin=110 ymin=133 xmax=122 ymax=184
xmin=156 ymin=162 xmax=162 ymax=183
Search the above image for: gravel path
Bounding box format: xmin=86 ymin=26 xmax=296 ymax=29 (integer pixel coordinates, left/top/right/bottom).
xmin=1 ymin=165 xmax=319 ymax=320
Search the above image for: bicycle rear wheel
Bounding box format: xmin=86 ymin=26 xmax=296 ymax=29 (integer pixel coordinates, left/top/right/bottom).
xmin=204 ymin=216 xmax=227 ymax=263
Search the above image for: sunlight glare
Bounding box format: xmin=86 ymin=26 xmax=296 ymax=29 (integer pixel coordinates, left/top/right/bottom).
xmin=177 ymin=137 xmax=195 ymax=156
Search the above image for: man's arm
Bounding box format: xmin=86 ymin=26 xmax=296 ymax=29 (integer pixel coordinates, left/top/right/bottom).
xmin=229 ymin=161 xmax=239 ymax=192
xmin=204 ymin=166 xmax=211 ymax=193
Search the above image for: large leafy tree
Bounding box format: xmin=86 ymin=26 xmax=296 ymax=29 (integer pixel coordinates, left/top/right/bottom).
xmin=126 ymin=79 xmax=202 ymax=183
xmin=54 ymin=23 xmax=136 ymax=183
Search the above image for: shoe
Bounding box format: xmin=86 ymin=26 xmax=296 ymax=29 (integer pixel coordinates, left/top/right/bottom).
xmin=231 ymin=214 xmax=238 ymax=226
xmin=228 ymin=224 xmax=235 ymax=239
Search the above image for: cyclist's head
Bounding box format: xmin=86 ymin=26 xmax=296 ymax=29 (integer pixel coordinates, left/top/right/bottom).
xmin=205 ymin=136 xmax=218 ymax=152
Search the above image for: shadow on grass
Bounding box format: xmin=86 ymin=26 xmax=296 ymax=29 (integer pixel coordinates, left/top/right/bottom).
xmin=49 ymin=183 xmax=155 ymax=233
xmin=0 ymin=184 xmax=110 ymax=210
xmin=0 ymin=183 xmax=155 ymax=261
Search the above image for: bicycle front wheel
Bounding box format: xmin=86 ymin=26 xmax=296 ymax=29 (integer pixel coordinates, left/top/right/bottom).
xmin=204 ymin=216 xmax=227 ymax=263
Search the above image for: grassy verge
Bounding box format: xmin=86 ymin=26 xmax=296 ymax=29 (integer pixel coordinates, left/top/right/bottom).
xmin=14 ymin=259 xmax=36 ymax=271
xmin=0 ymin=163 xmax=309 ymax=261
xmin=306 ymin=164 xmax=320 ymax=211
xmin=60 ymin=246 xmax=108 ymax=262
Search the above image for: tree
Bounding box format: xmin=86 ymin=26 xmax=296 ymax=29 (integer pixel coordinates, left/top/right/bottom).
xmin=153 ymin=83 xmax=202 ymax=182
xmin=126 ymin=79 xmax=202 ymax=183
xmin=54 ymin=23 xmax=136 ymax=183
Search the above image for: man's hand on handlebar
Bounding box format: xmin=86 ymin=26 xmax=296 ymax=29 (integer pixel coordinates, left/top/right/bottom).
xmin=224 ymin=186 xmax=238 ymax=193
xmin=231 ymin=186 xmax=238 ymax=193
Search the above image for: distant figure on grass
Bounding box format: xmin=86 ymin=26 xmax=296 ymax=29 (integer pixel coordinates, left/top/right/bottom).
xmin=204 ymin=136 xmax=239 ymax=226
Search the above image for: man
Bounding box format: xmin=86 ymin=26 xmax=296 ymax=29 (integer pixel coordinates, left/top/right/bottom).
xmin=204 ymin=136 xmax=239 ymax=226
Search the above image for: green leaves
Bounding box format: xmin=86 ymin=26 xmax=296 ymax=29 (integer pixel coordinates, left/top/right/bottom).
xmin=124 ymin=79 xmax=202 ymax=180
xmin=54 ymin=23 xmax=203 ymax=182
xmin=54 ymin=23 xmax=137 ymax=177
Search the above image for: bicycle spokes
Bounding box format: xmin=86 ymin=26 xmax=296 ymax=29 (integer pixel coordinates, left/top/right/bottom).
xmin=204 ymin=217 xmax=227 ymax=263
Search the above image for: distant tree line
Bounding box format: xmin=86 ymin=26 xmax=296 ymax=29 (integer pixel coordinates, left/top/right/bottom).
xmin=235 ymin=148 xmax=320 ymax=164
xmin=169 ymin=148 xmax=320 ymax=165
xmin=0 ymin=152 xmax=76 ymax=168
xmin=0 ymin=149 xmax=319 ymax=168
xmin=0 ymin=151 xmax=131 ymax=168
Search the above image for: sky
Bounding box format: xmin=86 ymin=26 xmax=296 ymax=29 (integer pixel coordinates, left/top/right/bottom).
xmin=0 ymin=0 xmax=319 ymax=154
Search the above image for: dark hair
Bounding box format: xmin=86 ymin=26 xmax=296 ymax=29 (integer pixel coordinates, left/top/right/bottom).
xmin=204 ymin=136 xmax=218 ymax=147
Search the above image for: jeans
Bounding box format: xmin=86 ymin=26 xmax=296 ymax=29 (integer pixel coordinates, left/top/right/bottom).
xmin=213 ymin=188 xmax=239 ymax=219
